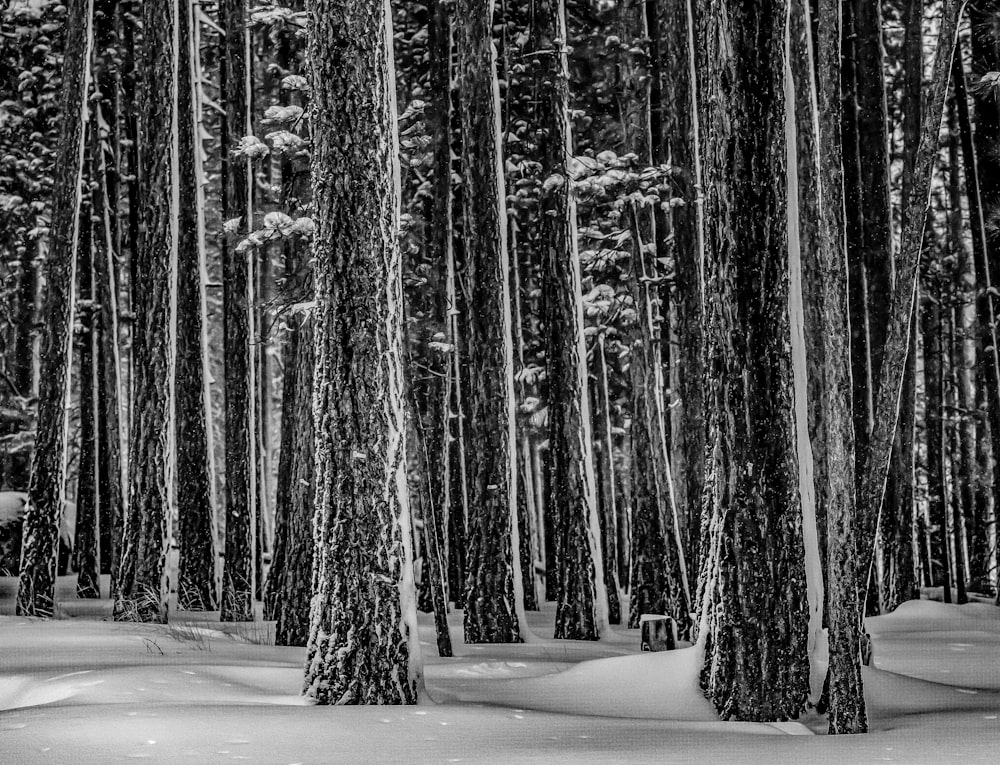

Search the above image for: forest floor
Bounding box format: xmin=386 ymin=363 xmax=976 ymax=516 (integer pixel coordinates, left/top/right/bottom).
xmin=1 ymin=577 xmax=999 ymax=763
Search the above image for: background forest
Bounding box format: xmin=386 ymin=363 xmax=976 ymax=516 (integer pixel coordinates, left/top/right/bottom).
xmin=2 ymin=0 xmax=1000 ymax=743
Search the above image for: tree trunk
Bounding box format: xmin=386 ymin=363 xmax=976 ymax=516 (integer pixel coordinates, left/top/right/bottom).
xmin=16 ymin=0 xmax=90 ymax=617
xmin=697 ymin=0 xmax=811 ymax=722
xmin=534 ymin=0 xmax=606 ymax=641
xmin=75 ymin=172 xmax=101 ymax=599
xmin=854 ymin=0 xmax=962 ymax=606
xmin=114 ymin=0 xmax=174 ymax=623
xmin=220 ymin=0 xmax=256 ymax=623
xmin=592 ymin=333 xmax=622 ymax=624
xmin=816 ymin=0 xmax=867 ymax=733
xmin=456 ymin=0 xmax=524 ymax=644
xmin=174 ymin=0 xmax=218 ymax=611
xmin=266 ymin=312 xmax=314 ymax=646
xmin=303 ymin=0 xmax=420 ymax=704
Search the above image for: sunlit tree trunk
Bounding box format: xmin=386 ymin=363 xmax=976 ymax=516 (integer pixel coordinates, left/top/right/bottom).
xmin=16 ymin=0 xmax=91 ymax=617
xmin=456 ymin=0 xmax=525 ymax=643
xmin=303 ymin=0 xmax=420 ymax=704
xmin=697 ymin=0 xmax=811 ymax=722
xmin=115 ymin=0 xmax=174 ymax=623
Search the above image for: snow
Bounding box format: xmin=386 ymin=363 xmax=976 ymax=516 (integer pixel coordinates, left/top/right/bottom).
xmin=2 ymin=578 xmax=1000 ymax=763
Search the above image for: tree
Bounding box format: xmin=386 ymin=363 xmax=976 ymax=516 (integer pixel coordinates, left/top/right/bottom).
xmin=456 ymin=0 xmax=526 ymax=644
xmin=220 ymin=0 xmax=256 ymax=623
xmin=114 ymin=0 xmax=174 ymax=623
xmin=303 ymin=0 xmax=420 ymax=705
xmin=16 ymin=0 xmax=90 ymax=617
xmin=697 ymin=0 xmax=812 ymax=721
xmin=534 ymin=0 xmax=607 ymax=641
xmin=816 ymin=0 xmax=867 ymax=733
xmin=176 ymin=0 xmax=218 ymax=612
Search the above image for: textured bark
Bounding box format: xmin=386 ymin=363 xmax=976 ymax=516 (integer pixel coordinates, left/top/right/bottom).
xmin=266 ymin=314 xmax=314 ymax=647
xmin=114 ymin=0 xmax=173 ymax=623
xmin=954 ymin=38 xmax=1000 ymax=583
xmin=922 ymin=280 xmax=952 ymax=602
xmin=855 ymin=0 xmax=961 ymax=606
xmin=220 ymin=0 xmax=255 ymax=623
xmin=75 ymin=186 xmax=101 ymax=599
xmin=91 ymin=0 xmax=124 ymax=581
xmin=175 ymin=0 xmax=218 ymax=611
xmin=662 ymin=0 xmax=705 ymax=579
xmin=534 ymin=0 xmax=604 ymax=641
xmin=592 ymin=335 xmax=622 ymax=625
xmin=16 ymin=0 xmax=89 ymax=617
xmin=697 ymin=0 xmax=811 ymax=722
xmin=456 ymin=0 xmax=523 ymax=644
xmin=881 ymin=319 xmax=918 ymax=612
xmin=816 ymin=0 xmax=867 ymax=733
xmin=303 ymin=0 xmax=418 ymax=705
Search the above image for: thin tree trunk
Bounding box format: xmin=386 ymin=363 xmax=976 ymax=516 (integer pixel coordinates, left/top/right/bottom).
xmin=303 ymin=0 xmax=420 ymax=704
xmin=854 ymin=0 xmax=962 ymax=606
xmin=220 ymin=0 xmax=255 ymax=623
xmin=16 ymin=0 xmax=91 ymax=617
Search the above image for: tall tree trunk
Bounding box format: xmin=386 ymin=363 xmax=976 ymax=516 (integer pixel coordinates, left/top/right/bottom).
xmin=663 ymin=0 xmax=706 ymax=580
xmin=953 ymin=35 xmax=1000 ymax=586
xmin=115 ymin=0 xmax=174 ymax=623
xmin=16 ymin=0 xmax=91 ymax=617
xmin=456 ymin=0 xmax=525 ymax=644
xmin=220 ymin=0 xmax=256 ymax=623
xmin=75 ymin=175 xmax=101 ymax=599
xmin=697 ymin=0 xmax=811 ymax=722
xmin=534 ymin=0 xmax=607 ymax=641
xmin=303 ymin=0 xmax=420 ymax=704
xmin=176 ymin=0 xmax=218 ymax=611
xmin=266 ymin=312 xmax=314 ymax=646
xmin=816 ymin=0 xmax=867 ymax=733
xmin=854 ymin=0 xmax=962 ymax=607
xmin=592 ymin=333 xmax=622 ymax=624
xmin=91 ymin=0 xmax=124 ymax=582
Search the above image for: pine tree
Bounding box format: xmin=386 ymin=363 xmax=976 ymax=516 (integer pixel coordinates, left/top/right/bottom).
xmin=176 ymin=0 xmax=218 ymax=612
xmin=115 ymin=0 xmax=175 ymax=623
xmin=456 ymin=0 xmax=525 ymax=644
xmin=697 ymin=0 xmax=812 ymax=721
xmin=303 ymin=0 xmax=420 ymax=705
xmin=220 ymin=0 xmax=256 ymax=623
xmin=16 ymin=0 xmax=90 ymax=617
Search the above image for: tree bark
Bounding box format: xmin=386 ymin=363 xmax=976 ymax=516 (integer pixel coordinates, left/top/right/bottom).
xmin=534 ymin=0 xmax=606 ymax=641
xmin=816 ymin=0 xmax=867 ymax=733
xmin=854 ymin=0 xmax=962 ymax=608
xmin=16 ymin=0 xmax=90 ymax=617
xmin=697 ymin=0 xmax=811 ymax=722
xmin=114 ymin=0 xmax=174 ymax=623
xmin=456 ymin=0 xmax=524 ymax=644
xmin=303 ymin=0 xmax=420 ymax=704
xmin=220 ymin=0 xmax=256 ymax=623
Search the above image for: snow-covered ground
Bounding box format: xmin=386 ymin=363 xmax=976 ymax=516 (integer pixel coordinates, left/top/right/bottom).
xmin=2 ymin=576 xmax=999 ymax=763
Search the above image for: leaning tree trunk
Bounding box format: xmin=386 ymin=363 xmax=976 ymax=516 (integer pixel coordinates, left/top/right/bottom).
xmin=220 ymin=0 xmax=256 ymax=623
xmin=697 ymin=0 xmax=811 ymax=722
xmin=854 ymin=0 xmax=962 ymax=606
xmin=534 ymin=0 xmax=607 ymax=641
xmin=816 ymin=0 xmax=867 ymax=733
xmin=175 ymin=0 xmax=218 ymax=612
xmin=303 ymin=0 xmax=420 ymax=705
xmin=456 ymin=0 xmax=525 ymax=644
xmin=115 ymin=0 xmax=174 ymax=623
xmin=16 ymin=0 xmax=90 ymax=617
